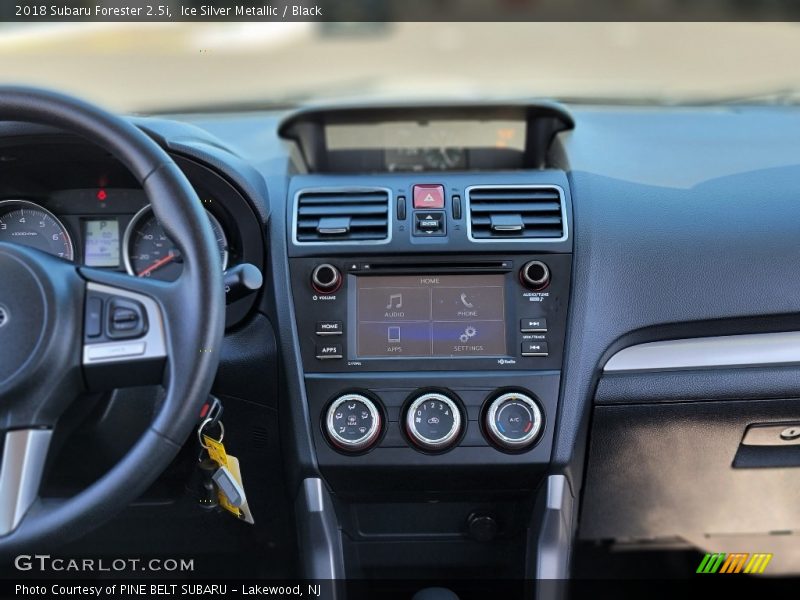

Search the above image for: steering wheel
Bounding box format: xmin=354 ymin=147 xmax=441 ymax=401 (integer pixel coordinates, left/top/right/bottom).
xmin=0 ymin=87 xmax=225 ymax=552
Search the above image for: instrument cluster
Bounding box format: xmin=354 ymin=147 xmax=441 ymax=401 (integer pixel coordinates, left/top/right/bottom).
xmin=0 ymin=150 xmax=265 ymax=327
xmin=0 ymin=188 xmax=233 ymax=282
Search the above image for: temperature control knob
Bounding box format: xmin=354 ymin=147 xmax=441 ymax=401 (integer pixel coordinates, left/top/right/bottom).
xmin=325 ymin=393 xmax=382 ymax=452
xmin=484 ymin=391 xmax=543 ymax=450
xmin=405 ymin=392 xmax=463 ymax=452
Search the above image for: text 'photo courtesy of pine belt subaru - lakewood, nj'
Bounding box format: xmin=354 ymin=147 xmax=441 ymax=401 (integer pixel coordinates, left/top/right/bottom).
xmin=1 ymin=3 xmax=800 ymax=600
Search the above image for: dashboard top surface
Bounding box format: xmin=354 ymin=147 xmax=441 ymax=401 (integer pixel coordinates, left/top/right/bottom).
xmin=162 ymin=104 xmax=800 ymax=187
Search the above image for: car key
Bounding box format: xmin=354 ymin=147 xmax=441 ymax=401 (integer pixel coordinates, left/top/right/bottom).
xmin=212 ymin=465 xmax=244 ymax=508
xmin=202 ymin=429 xmax=255 ymax=524
xmin=191 ymin=398 xmax=226 ymax=509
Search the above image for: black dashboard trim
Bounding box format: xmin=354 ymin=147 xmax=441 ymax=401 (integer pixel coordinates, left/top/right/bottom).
xmin=278 ymin=102 xmax=574 ymax=173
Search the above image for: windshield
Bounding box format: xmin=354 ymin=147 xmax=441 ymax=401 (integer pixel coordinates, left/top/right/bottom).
xmin=1 ymin=22 xmax=798 ymax=112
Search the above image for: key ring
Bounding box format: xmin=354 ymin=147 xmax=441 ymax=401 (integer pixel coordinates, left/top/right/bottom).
xmin=198 ymin=418 xmax=225 ymax=448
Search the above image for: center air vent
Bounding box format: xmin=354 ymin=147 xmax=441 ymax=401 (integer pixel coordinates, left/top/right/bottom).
xmin=467 ymin=185 xmax=565 ymax=241
xmin=295 ymin=188 xmax=390 ymax=243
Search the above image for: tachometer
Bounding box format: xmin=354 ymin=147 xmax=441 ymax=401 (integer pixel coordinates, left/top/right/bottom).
xmin=123 ymin=206 xmax=228 ymax=281
xmin=0 ymin=199 xmax=74 ymax=260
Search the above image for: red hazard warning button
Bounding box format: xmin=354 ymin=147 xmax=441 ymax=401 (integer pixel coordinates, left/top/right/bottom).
xmin=413 ymin=184 xmax=445 ymax=209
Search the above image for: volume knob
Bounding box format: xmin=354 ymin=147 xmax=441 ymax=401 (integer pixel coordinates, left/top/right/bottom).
xmin=520 ymin=260 xmax=550 ymax=291
xmin=311 ymin=263 xmax=342 ymax=294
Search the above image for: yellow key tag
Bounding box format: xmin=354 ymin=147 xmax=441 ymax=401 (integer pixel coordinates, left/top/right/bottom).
xmin=202 ymin=434 xmax=255 ymax=524
xmin=202 ymin=434 xmax=240 ymax=517
xmin=203 ymin=434 xmax=228 ymax=469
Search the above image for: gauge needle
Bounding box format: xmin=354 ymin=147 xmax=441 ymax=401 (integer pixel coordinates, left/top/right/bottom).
xmin=137 ymin=253 xmax=175 ymax=277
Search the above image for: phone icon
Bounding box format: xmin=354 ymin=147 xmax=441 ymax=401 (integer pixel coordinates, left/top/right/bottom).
xmin=460 ymin=293 xmax=474 ymax=308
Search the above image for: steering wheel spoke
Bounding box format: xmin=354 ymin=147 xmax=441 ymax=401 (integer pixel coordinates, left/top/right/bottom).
xmin=79 ymin=267 xmax=171 ymax=390
xmin=0 ymin=429 xmax=52 ymax=537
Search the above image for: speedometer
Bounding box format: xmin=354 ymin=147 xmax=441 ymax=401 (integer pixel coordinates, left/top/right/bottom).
xmin=0 ymin=199 xmax=74 ymax=260
xmin=122 ymin=206 xmax=228 ymax=281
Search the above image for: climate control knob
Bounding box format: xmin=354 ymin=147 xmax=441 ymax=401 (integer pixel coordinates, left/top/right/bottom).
xmin=311 ymin=263 xmax=342 ymax=294
xmin=484 ymin=391 xmax=543 ymax=450
xmin=405 ymin=392 xmax=463 ymax=452
xmin=325 ymin=393 xmax=382 ymax=452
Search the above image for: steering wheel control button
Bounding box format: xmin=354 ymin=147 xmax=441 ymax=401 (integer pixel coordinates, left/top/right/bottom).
xmin=325 ymin=394 xmax=382 ymax=452
xmin=311 ymin=263 xmax=342 ymax=294
xmin=316 ymin=320 xmax=343 ymax=336
xmin=405 ymin=392 xmax=463 ymax=452
xmin=85 ymin=296 xmax=103 ymax=338
xmin=86 ymin=341 xmax=146 ymax=361
xmin=413 ymin=184 xmax=445 ymax=209
xmin=521 ymin=318 xmax=547 ymax=332
xmin=521 ymin=341 xmax=549 ymax=357
xmin=413 ymin=211 xmax=446 ymax=236
xmin=485 ymin=392 xmax=544 ymax=451
xmin=106 ymin=297 xmax=147 ymax=339
xmin=316 ymin=342 xmax=343 ymax=360
xmin=520 ymin=260 xmax=551 ymax=291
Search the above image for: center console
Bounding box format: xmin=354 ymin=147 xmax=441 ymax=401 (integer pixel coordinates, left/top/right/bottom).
xmin=291 ymin=252 xmax=570 ymax=490
xmin=285 ymin=171 xmax=572 ymax=567
xmin=280 ymin=105 xmax=575 ymax=586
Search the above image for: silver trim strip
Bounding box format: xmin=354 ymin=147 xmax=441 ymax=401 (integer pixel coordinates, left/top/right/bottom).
xmin=86 ymin=341 xmax=146 ymax=360
xmin=604 ymin=331 xmax=800 ymax=373
xmin=297 ymin=478 xmax=345 ymax=582
xmin=465 ymin=184 xmax=568 ymax=243
xmin=82 ymin=282 xmax=167 ymax=366
xmin=291 ymin=187 xmax=393 ymax=246
xmin=742 ymin=423 xmax=800 ymax=447
xmin=0 ymin=429 xmax=52 ymax=536
xmin=534 ymin=475 xmax=575 ymax=582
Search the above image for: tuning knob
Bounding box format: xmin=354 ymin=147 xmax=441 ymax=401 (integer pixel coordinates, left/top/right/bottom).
xmin=520 ymin=260 xmax=550 ymax=291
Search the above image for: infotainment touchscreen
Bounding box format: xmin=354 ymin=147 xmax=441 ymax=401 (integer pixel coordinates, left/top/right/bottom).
xmin=353 ymin=274 xmax=506 ymax=358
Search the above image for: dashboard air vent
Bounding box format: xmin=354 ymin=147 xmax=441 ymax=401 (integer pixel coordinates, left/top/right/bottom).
xmin=295 ymin=188 xmax=390 ymax=243
xmin=467 ymin=186 xmax=565 ymax=240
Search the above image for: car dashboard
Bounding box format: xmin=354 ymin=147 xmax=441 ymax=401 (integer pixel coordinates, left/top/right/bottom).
xmin=2 ymin=99 xmax=800 ymax=585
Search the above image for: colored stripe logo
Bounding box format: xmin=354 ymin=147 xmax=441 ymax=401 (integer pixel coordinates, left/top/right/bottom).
xmin=696 ymin=552 xmax=772 ymax=574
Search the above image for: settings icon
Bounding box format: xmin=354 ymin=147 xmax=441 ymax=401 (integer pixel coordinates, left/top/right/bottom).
xmin=459 ymin=326 xmax=477 ymax=343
